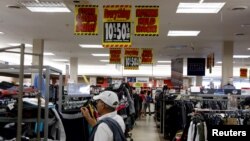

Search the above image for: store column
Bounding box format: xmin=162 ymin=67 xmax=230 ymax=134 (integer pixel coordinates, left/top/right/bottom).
xmin=70 ymin=57 xmax=78 ymax=83
xmin=196 ymin=76 xmax=202 ymax=86
xmin=222 ymin=41 xmax=234 ymax=86
xmin=31 ymin=39 xmax=44 ymax=83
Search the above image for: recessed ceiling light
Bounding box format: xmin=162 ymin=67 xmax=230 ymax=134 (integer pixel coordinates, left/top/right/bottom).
xmin=52 ymin=59 xmax=69 ymax=62
xmin=79 ymin=44 xmax=103 ymax=48
xmin=247 ymin=48 xmax=250 ymax=50
xmin=0 ymin=32 xmax=4 ymax=35
xmin=157 ymin=60 xmax=171 ymax=63
xmin=231 ymin=6 xmax=248 ymax=11
xmin=7 ymin=5 xmax=22 ymax=9
xmin=44 ymin=52 xmax=54 ymax=56
xmin=177 ymin=2 xmax=225 ymax=13
xmin=168 ymin=30 xmax=200 ymax=36
xmin=235 ymin=33 xmax=245 ymax=36
xmin=8 ymin=43 xmax=33 ymax=48
xmin=21 ymin=1 xmax=71 ymax=13
xmin=241 ymin=24 xmax=250 ymax=28
xmin=233 ymin=55 xmax=250 ymax=58
xmin=92 ymin=54 xmax=109 ymax=57
xmin=100 ymin=60 xmax=109 ymax=62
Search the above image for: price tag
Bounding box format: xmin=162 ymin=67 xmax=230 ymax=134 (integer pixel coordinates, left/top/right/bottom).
xmin=104 ymin=22 xmax=131 ymax=43
xmin=7 ymin=103 xmax=14 ymax=110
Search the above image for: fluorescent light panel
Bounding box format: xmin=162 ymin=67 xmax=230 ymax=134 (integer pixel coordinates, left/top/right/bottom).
xmin=100 ymin=60 xmax=109 ymax=62
xmin=8 ymin=43 xmax=32 ymax=48
xmin=247 ymin=48 xmax=250 ymax=50
xmin=53 ymin=59 xmax=69 ymax=62
xmin=0 ymin=32 xmax=4 ymax=35
xmin=157 ymin=60 xmax=171 ymax=63
xmin=233 ymin=55 xmax=250 ymax=58
xmin=44 ymin=52 xmax=54 ymax=56
xmin=177 ymin=2 xmax=225 ymax=13
xmin=92 ymin=54 xmax=109 ymax=57
xmin=79 ymin=44 xmax=103 ymax=48
xmin=168 ymin=30 xmax=200 ymax=36
xmin=22 ymin=1 xmax=70 ymax=13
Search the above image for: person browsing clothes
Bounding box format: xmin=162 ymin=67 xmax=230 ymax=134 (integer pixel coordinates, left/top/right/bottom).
xmin=81 ymin=90 xmax=126 ymax=141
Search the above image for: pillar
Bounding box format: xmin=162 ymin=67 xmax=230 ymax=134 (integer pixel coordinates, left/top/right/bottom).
xmin=222 ymin=41 xmax=234 ymax=86
xmin=70 ymin=57 xmax=78 ymax=83
xmin=196 ymin=76 xmax=203 ymax=86
xmin=31 ymin=39 xmax=44 ymax=84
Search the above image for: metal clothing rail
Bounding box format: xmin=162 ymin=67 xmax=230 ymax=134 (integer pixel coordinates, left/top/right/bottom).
xmin=0 ymin=45 xmax=63 ymax=141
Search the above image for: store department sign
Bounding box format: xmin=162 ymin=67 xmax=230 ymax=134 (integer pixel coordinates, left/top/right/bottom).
xmin=103 ymin=5 xmax=132 ymax=48
xmin=136 ymin=77 xmax=149 ymax=83
xmin=109 ymin=48 xmax=122 ymax=64
xmin=141 ymin=48 xmax=153 ymax=64
xmin=74 ymin=5 xmax=98 ymax=35
xmin=171 ymin=58 xmax=183 ymax=89
xmin=135 ymin=6 xmax=159 ymax=36
xmin=187 ymin=58 xmax=206 ymax=76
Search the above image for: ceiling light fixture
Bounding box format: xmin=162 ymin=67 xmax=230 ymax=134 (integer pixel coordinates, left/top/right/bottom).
xmin=216 ymin=61 xmax=222 ymax=64
xmin=168 ymin=30 xmax=200 ymax=36
xmin=92 ymin=54 xmax=109 ymax=57
xmin=21 ymin=1 xmax=71 ymax=13
xmin=233 ymin=55 xmax=250 ymax=58
xmin=100 ymin=60 xmax=109 ymax=62
xmin=0 ymin=32 xmax=4 ymax=35
xmin=52 ymin=59 xmax=69 ymax=62
xmin=157 ymin=61 xmax=171 ymax=63
xmin=8 ymin=43 xmax=33 ymax=48
xmin=79 ymin=44 xmax=103 ymax=48
xmin=177 ymin=2 xmax=225 ymax=13
xmin=44 ymin=52 xmax=55 ymax=56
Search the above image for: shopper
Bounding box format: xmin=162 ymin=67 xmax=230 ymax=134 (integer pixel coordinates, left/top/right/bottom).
xmin=139 ymin=90 xmax=146 ymax=118
xmin=144 ymin=91 xmax=153 ymax=116
xmin=81 ymin=90 xmax=126 ymax=141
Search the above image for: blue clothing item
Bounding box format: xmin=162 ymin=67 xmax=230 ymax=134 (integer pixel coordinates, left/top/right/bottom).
xmin=34 ymin=73 xmax=46 ymax=97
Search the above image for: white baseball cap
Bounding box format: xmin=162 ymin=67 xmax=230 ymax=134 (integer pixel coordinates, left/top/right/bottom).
xmin=93 ymin=91 xmax=119 ymax=108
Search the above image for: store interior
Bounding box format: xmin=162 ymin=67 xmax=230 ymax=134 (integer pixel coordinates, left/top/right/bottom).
xmin=1 ymin=0 xmax=250 ymax=141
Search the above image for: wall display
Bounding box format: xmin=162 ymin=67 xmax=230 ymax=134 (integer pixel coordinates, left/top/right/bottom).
xmin=171 ymin=58 xmax=183 ymax=89
xmin=109 ymin=48 xmax=122 ymax=64
xmin=89 ymin=77 xmax=97 ymax=85
xmin=240 ymin=68 xmax=248 ymax=78
xmin=103 ymin=5 xmax=132 ymax=48
xmin=141 ymin=48 xmax=153 ymax=64
xmin=136 ymin=77 xmax=149 ymax=83
xmin=187 ymin=58 xmax=206 ymax=76
xmin=74 ymin=5 xmax=98 ymax=35
xmin=135 ymin=6 xmax=159 ymax=36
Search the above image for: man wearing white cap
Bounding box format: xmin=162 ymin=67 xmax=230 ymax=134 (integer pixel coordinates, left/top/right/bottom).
xmin=81 ymin=90 xmax=126 ymax=141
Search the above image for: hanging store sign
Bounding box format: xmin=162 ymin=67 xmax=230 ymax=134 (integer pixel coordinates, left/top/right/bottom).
xmin=74 ymin=5 xmax=98 ymax=35
xmin=124 ymin=56 xmax=139 ymax=70
xmin=141 ymin=48 xmax=153 ymax=64
xmin=124 ymin=48 xmax=139 ymax=56
xmin=240 ymin=68 xmax=248 ymax=78
xmin=109 ymin=48 xmax=122 ymax=64
xmin=103 ymin=5 xmax=132 ymax=48
xmin=135 ymin=6 xmax=159 ymax=36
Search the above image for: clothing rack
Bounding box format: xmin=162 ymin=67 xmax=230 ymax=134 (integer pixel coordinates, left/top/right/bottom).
xmin=0 ymin=59 xmax=63 ymax=140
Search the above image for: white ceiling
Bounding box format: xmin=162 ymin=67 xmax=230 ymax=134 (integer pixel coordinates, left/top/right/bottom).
xmin=0 ymin=0 xmax=250 ymax=77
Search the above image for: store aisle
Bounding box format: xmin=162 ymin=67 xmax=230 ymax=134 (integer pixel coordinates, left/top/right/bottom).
xmin=131 ymin=115 xmax=163 ymax=141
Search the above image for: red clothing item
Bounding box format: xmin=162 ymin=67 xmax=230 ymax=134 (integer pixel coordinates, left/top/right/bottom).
xmin=139 ymin=94 xmax=146 ymax=102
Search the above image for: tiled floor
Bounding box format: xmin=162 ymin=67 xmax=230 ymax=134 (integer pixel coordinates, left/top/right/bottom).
xmin=131 ymin=115 xmax=163 ymax=141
